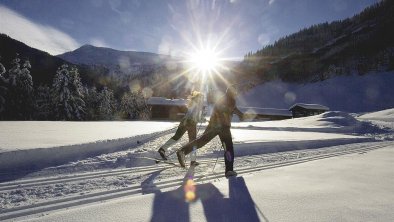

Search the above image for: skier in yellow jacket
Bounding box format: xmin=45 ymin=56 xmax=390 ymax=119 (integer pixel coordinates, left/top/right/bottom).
xmin=157 ymin=91 xmax=204 ymax=164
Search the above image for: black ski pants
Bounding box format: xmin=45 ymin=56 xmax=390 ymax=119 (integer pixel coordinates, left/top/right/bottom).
xmin=171 ymin=119 xmax=197 ymax=142
xmin=179 ymin=126 xmax=234 ymax=172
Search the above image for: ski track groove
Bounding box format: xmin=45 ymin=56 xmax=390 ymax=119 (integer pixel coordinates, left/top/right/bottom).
xmin=0 ymin=165 xmax=172 ymax=192
xmin=0 ymin=128 xmax=183 ymax=191
xmin=0 ymin=141 xmax=391 ymax=221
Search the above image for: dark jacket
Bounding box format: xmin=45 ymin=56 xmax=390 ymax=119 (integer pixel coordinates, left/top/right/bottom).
xmin=208 ymin=94 xmax=243 ymax=128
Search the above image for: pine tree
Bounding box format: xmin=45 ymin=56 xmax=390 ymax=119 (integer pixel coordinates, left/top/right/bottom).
xmin=0 ymin=59 xmax=7 ymax=116
xmin=52 ymin=64 xmax=85 ymax=120
xmin=120 ymin=91 xmax=149 ymax=119
xmin=98 ymin=86 xmax=116 ymax=120
xmin=69 ymin=66 xmax=86 ymax=119
xmin=35 ymin=85 xmax=52 ymax=120
xmin=83 ymin=86 xmax=100 ymax=120
xmin=3 ymin=55 xmax=34 ymax=119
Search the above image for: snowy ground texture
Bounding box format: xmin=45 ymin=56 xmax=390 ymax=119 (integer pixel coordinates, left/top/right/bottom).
xmin=0 ymin=109 xmax=393 ymax=221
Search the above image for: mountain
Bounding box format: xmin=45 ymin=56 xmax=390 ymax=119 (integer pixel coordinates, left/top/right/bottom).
xmin=57 ymin=45 xmax=181 ymax=76
xmin=238 ymin=0 xmax=394 ymax=84
xmin=58 ymin=44 xmax=242 ymax=98
xmin=0 ymin=34 xmax=107 ymax=87
xmin=0 ymin=33 xmax=70 ymax=86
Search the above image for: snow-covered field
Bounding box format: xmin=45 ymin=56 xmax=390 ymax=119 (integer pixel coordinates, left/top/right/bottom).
xmin=0 ymin=109 xmax=393 ymax=221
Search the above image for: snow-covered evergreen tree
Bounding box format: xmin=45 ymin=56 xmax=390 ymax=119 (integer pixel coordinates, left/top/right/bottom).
xmin=120 ymin=91 xmax=149 ymax=119
xmin=35 ymin=85 xmax=52 ymax=120
xmin=98 ymin=86 xmax=116 ymax=120
xmin=69 ymin=66 xmax=85 ymax=119
xmin=52 ymin=64 xmax=85 ymax=120
xmin=2 ymin=55 xmax=34 ymax=119
xmin=20 ymin=60 xmax=33 ymax=93
xmin=83 ymin=86 xmax=100 ymax=120
xmin=0 ymin=59 xmax=7 ymax=116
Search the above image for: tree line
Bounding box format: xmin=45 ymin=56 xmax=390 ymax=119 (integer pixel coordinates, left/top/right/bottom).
xmin=0 ymin=55 xmax=150 ymax=121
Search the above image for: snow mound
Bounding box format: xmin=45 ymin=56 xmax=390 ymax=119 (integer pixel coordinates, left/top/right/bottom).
xmin=320 ymin=111 xmax=360 ymax=127
xmin=357 ymin=108 xmax=394 ymax=133
xmin=317 ymin=111 xmax=384 ymax=134
xmin=359 ymin=108 xmax=394 ymax=121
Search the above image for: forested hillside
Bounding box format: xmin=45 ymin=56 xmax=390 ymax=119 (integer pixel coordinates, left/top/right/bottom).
xmin=237 ymin=0 xmax=394 ymax=84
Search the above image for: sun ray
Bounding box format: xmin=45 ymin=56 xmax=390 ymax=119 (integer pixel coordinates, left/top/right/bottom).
xmin=155 ymin=1 xmax=244 ymax=98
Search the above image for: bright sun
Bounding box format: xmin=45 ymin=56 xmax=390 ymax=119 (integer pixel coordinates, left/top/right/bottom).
xmin=188 ymin=48 xmax=221 ymax=74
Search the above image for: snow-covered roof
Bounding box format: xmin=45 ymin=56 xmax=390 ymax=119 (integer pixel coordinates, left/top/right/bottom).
xmin=289 ymin=103 xmax=329 ymax=111
xmin=147 ymin=97 xmax=187 ymax=106
xmin=240 ymin=107 xmax=293 ymax=117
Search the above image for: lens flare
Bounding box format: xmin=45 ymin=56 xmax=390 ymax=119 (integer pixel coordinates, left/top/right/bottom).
xmin=184 ymin=179 xmax=196 ymax=202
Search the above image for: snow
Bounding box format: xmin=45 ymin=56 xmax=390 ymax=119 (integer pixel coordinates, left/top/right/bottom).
xmin=0 ymin=121 xmax=176 ymax=151
xmin=239 ymin=107 xmax=292 ymax=117
xmin=359 ymin=108 xmax=394 ymax=121
xmin=23 ymin=145 xmax=394 ymax=222
xmin=0 ymin=121 xmax=176 ymax=170
xmin=0 ymin=108 xmax=393 ymax=221
xmin=358 ymin=108 xmax=394 ymax=133
xmin=237 ymin=71 xmax=394 ymax=112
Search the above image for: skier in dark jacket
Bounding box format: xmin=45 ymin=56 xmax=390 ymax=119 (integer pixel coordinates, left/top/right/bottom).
xmin=157 ymin=91 xmax=204 ymax=161
xmin=176 ymin=85 xmax=243 ymax=178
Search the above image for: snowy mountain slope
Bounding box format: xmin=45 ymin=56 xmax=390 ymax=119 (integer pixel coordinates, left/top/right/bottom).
xmin=238 ymin=71 xmax=394 ymax=113
xmin=57 ymin=44 xmax=181 ymax=75
xmin=58 ymin=44 xmax=175 ymax=66
xmin=359 ymin=108 xmax=394 ymax=121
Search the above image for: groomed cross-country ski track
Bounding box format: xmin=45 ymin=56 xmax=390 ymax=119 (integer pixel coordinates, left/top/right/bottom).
xmin=0 ymin=128 xmax=392 ymax=221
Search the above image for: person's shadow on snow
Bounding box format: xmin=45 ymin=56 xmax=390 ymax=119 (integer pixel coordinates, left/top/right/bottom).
xmin=142 ymin=167 xmax=193 ymax=222
xmin=145 ymin=170 xmax=263 ymax=222
xmin=198 ymin=177 xmax=261 ymax=222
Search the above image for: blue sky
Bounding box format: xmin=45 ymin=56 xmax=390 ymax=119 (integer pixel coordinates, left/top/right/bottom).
xmin=0 ymin=0 xmax=378 ymax=58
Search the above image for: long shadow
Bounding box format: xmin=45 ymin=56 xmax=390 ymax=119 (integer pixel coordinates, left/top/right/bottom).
xmin=148 ymin=171 xmax=266 ymax=222
xmin=146 ymin=165 xmax=197 ymax=222
xmin=232 ymin=138 xmax=375 ymax=158
xmin=231 ymin=124 xmax=387 ymax=134
xmin=199 ymin=177 xmax=263 ymax=222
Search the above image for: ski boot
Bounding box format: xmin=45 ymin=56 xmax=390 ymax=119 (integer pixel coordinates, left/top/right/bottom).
xmin=158 ymin=148 xmax=167 ymax=160
xmin=225 ymin=170 xmax=237 ymax=178
xmin=190 ymin=161 xmax=200 ymax=166
xmin=176 ymin=150 xmax=186 ymax=168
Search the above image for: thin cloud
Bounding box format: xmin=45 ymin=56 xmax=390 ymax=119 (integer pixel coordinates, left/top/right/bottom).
xmin=89 ymin=38 xmax=110 ymax=48
xmin=268 ymin=0 xmax=276 ymax=5
xmin=0 ymin=5 xmax=79 ymax=55
xmin=258 ymin=33 xmax=270 ymax=46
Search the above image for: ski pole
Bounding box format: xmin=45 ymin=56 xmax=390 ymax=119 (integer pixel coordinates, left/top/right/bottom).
xmin=190 ymin=119 xmax=204 ymax=162
xmin=212 ymin=141 xmax=225 ymax=173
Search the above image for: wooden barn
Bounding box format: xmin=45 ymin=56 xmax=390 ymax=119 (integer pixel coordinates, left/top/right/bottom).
xmin=146 ymin=97 xmax=188 ymax=120
xmin=239 ymin=107 xmax=293 ymax=121
xmin=289 ymin=103 xmax=329 ymax=118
